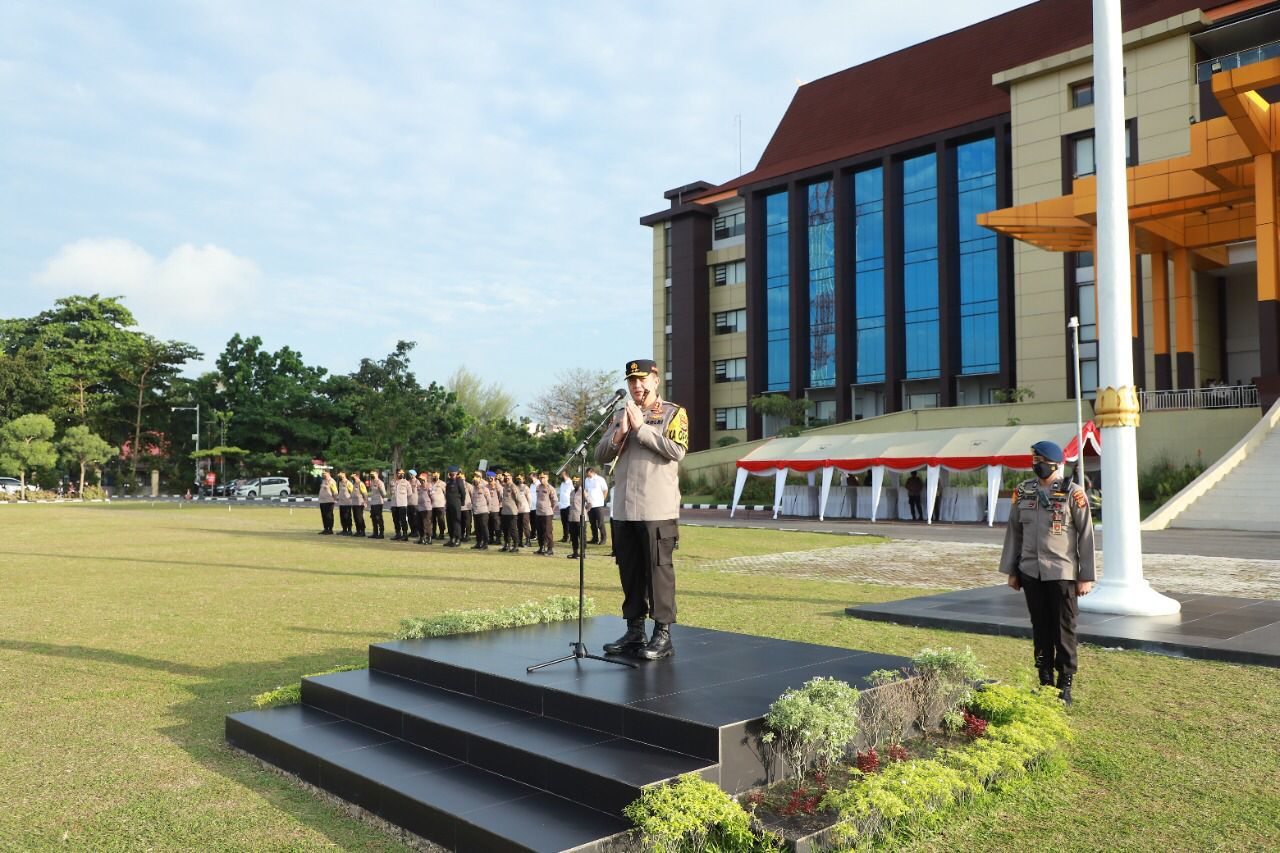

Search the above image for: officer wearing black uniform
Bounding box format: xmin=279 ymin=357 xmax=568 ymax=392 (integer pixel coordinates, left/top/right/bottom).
xmin=999 ymin=440 xmax=1096 ymax=704
xmin=444 ymin=466 xmax=465 ymax=547
xmin=596 ymin=358 xmax=688 ymax=660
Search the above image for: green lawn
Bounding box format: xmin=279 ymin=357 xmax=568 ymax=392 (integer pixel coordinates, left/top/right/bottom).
xmin=0 ymin=504 xmax=1276 ymax=851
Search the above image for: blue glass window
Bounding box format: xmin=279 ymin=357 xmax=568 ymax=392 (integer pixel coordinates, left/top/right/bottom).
xmin=853 ymin=167 xmax=885 ymax=383
xmin=765 ymin=191 xmax=790 ymax=391
xmin=807 ymin=181 xmax=835 ymax=388
xmin=902 ymin=152 xmax=939 ymax=379
xmin=956 ymin=137 xmax=1000 ymax=375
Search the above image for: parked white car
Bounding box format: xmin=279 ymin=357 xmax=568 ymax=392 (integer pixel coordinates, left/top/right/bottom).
xmin=232 ymin=477 xmax=291 ymax=498
xmin=0 ymin=477 xmax=24 ymax=495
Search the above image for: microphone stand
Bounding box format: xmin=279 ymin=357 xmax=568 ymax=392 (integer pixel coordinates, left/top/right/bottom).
xmin=529 ymin=396 xmax=637 ymax=673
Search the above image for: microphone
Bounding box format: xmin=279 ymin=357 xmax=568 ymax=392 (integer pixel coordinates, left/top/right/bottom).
xmin=598 ymin=388 xmax=626 ymax=415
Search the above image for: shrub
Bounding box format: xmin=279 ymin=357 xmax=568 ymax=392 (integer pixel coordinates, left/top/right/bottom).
xmin=858 ymin=668 xmax=914 ymax=750
xmin=907 ymin=647 xmax=984 ymax=738
xmin=1139 ymin=456 xmax=1205 ymax=504
xmin=712 ymin=475 xmax=776 ymax=504
xmin=81 ymin=485 xmax=107 ymax=500
xmin=762 ymin=677 xmax=860 ymax=780
xmin=716 ymin=436 xmax=740 ymax=447
xmin=252 ymin=663 xmax=364 ymax=708
xmin=623 ymin=774 xmax=778 ymax=853
xmin=822 ymin=682 xmax=1070 ymax=847
xmin=396 ymin=595 xmax=592 ymax=640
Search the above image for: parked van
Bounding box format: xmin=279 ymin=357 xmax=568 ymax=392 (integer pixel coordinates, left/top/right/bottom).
xmin=233 ymin=477 xmax=291 ymax=498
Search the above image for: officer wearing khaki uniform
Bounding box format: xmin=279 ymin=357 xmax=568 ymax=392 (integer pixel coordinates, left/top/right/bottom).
xmin=367 ymin=471 xmax=386 ymax=539
xmin=596 ymin=358 xmax=688 ymax=660
xmin=336 ymin=472 xmax=354 ymax=535
xmin=999 ymin=440 xmax=1096 ymax=705
xmin=317 ymin=470 xmax=338 ymax=534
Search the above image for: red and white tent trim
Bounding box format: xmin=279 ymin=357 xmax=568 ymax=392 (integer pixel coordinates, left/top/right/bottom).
xmin=729 ymin=421 xmax=1101 ymax=525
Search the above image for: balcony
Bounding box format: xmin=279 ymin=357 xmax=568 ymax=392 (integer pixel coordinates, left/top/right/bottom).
xmin=1138 ymin=384 xmax=1259 ymax=412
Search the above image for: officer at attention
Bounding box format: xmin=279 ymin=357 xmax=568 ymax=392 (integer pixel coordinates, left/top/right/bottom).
xmin=597 ymin=358 xmax=688 ymax=660
xmin=317 ymin=469 xmax=338 ymax=535
xmin=999 ymin=440 xmax=1096 ymax=705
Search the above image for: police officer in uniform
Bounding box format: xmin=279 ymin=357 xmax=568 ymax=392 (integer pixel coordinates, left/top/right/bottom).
xmin=317 ymin=469 xmax=338 ymax=534
xmin=999 ymin=440 xmax=1096 ymax=705
xmin=336 ymin=472 xmax=353 ymax=535
xmin=367 ymin=470 xmax=386 ymax=539
xmin=597 ymin=359 xmax=688 ymax=660
xmin=470 ymin=471 xmax=490 ymax=550
xmin=444 ymin=466 xmax=466 ymax=546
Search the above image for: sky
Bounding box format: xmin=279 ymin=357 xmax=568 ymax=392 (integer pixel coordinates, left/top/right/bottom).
xmin=0 ymin=0 xmax=1031 ymax=411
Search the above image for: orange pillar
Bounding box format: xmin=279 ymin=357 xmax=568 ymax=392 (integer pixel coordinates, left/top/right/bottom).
xmin=1172 ymin=247 xmax=1195 ymax=388
xmin=1151 ymin=251 xmax=1171 ymax=390
xmin=1257 ymin=152 xmax=1280 ymax=401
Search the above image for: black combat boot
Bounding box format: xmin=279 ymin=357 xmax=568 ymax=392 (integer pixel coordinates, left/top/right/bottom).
xmin=1056 ymin=671 xmax=1074 ymax=706
xmin=637 ymin=623 xmax=674 ymax=660
xmin=603 ymin=619 xmax=648 ymax=655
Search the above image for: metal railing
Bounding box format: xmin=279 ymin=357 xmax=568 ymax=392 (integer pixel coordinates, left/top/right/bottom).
xmin=1138 ymin=384 xmax=1259 ymax=411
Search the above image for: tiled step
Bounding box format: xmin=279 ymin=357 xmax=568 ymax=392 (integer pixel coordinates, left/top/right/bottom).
xmin=226 ymin=704 xmax=629 ymax=853
xmin=302 ymin=668 xmax=716 ymax=814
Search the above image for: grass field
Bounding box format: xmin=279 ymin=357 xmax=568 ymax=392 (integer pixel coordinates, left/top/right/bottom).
xmin=0 ymin=504 xmax=1276 ymax=851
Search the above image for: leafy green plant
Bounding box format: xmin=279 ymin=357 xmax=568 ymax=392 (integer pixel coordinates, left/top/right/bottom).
xmin=907 ymin=647 xmax=984 ymax=738
xmin=252 ymin=663 xmax=364 ymax=708
xmin=716 ymin=436 xmax=740 ymax=447
xmin=762 ymin=677 xmax=860 ymax=780
xmin=822 ymin=682 xmax=1070 ymax=846
xmin=396 ymin=594 xmax=592 ymax=640
xmin=1138 ymin=456 xmax=1205 ymax=505
xmin=623 ymin=774 xmax=778 ymax=853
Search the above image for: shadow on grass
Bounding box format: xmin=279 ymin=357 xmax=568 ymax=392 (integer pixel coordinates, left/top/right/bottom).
xmin=5 ymin=635 xmax=396 ymax=848
xmin=0 ymin=549 xmax=848 ymax=609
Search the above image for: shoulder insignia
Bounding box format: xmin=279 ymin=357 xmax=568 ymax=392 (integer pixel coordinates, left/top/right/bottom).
xmin=665 ymin=406 xmax=689 ymax=449
xmin=1074 ymin=490 xmax=1088 ymax=509
xmin=1015 ymin=480 xmax=1037 ymax=497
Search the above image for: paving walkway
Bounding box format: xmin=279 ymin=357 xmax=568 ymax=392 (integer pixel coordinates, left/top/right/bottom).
xmin=692 ymin=536 xmax=1280 ymax=601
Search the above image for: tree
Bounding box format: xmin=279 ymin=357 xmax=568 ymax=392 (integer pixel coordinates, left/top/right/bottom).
xmin=214 ymin=334 xmax=334 ymax=457
xmin=0 ymin=295 xmax=137 ymax=428
xmin=531 ymin=368 xmax=616 ymax=433
xmin=59 ymin=425 xmax=115 ymax=494
xmin=0 ymin=347 xmax=55 ymax=423
xmin=121 ymin=334 xmax=201 ymax=488
xmin=448 ymin=367 xmax=515 ymax=423
xmin=0 ymin=414 xmax=58 ymax=497
xmin=750 ymin=394 xmax=811 ymax=437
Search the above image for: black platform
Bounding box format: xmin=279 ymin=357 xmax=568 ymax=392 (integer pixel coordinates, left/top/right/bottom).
xmin=847 ymin=586 xmax=1280 ymax=669
xmin=227 ymin=617 xmax=910 ymax=852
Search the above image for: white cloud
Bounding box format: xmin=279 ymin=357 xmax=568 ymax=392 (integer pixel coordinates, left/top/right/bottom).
xmin=36 ymin=238 xmax=262 ymax=331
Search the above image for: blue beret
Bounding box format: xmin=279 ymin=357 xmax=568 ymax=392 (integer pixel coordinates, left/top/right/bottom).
xmin=408 ymin=469 xmax=417 ymax=476
xmin=447 ymin=465 xmax=459 ymax=472
xmin=1031 ymin=440 xmax=1064 ymax=463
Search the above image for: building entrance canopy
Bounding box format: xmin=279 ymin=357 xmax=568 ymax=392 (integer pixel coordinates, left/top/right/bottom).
xmin=730 ymin=421 xmax=1101 ymax=525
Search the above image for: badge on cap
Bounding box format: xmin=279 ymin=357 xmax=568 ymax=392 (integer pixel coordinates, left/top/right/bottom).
xmin=626 ymin=358 xmax=657 ymax=378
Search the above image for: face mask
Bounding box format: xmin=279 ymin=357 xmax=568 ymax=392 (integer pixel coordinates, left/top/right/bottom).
xmin=1033 ymin=461 xmax=1056 ymax=480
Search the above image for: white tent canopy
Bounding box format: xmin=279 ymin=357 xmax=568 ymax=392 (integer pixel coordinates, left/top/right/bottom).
xmin=731 ymin=421 xmax=1101 ymax=524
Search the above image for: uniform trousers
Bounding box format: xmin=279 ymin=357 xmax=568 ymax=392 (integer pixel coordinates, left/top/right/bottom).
xmin=489 ymin=511 xmax=501 ymax=541
xmin=500 ymin=513 xmax=518 ymax=548
xmin=320 ymin=503 xmax=335 ymax=532
xmin=407 ymin=506 xmax=420 ymax=537
xmin=589 ymin=507 xmax=608 ymax=544
xmin=612 ymin=519 xmax=679 ymax=624
xmin=417 ymin=509 xmax=431 ymax=540
xmin=389 ymin=506 xmax=404 ymax=537
xmin=461 ymin=510 xmax=471 ymax=539
xmin=519 ymin=512 xmax=531 ymax=545
xmin=446 ymin=504 xmax=462 ymax=542
xmin=369 ymin=505 xmax=384 ymax=536
xmin=473 ymin=512 xmax=489 ymax=546
xmin=432 ymin=507 xmax=446 ymax=539
xmin=559 ymin=507 xmax=570 ymax=541
xmin=536 ymin=514 xmax=555 ymax=551
xmin=567 ymin=518 xmax=586 ymax=555
xmin=1019 ymin=572 xmax=1079 ymax=675
xmin=908 ymin=494 xmax=923 ymax=521
xmin=339 ymin=505 xmax=352 ymax=533
xmin=353 ymin=505 xmax=366 ymax=534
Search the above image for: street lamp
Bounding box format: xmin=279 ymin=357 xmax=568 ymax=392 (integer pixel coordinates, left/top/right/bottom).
xmin=171 ymin=404 xmax=200 ymax=488
xmin=1067 ymin=316 xmax=1085 ymax=486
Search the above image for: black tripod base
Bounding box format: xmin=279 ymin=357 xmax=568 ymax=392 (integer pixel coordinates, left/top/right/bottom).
xmin=527 ymin=642 xmax=638 ymax=673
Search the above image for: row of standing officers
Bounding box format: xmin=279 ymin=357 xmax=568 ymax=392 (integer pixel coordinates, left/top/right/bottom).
xmin=316 ymin=466 xmax=611 ymax=556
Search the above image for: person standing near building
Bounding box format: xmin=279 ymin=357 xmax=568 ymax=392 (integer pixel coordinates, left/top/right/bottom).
xmin=430 ymin=472 xmax=447 ymax=542
xmin=535 ymin=471 xmax=560 ymax=555
xmin=597 ymin=359 xmax=688 ymax=660
xmin=444 ymin=466 xmax=465 ymax=546
xmin=565 ymin=475 xmax=590 ymax=559
xmin=317 ymin=469 xmax=338 ymax=535
xmin=999 ymin=440 xmax=1096 ymax=705
xmin=470 ymin=471 xmax=490 ymax=550
xmin=367 ymin=470 xmax=386 ymax=539
xmin=906 ymin=471 xmax=924 ymax=521
xmin=352 ymin=473 xmax=368 ymax=537
xmin=585 ymin=467 xmax=609 ymax=545
xmin=558 ymin=470 xmax=573 ymax=543
xmin=336 ymin=472 xmax=353 ymax=535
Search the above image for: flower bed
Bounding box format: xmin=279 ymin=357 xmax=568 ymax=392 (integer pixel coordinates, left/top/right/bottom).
xmin=624 ymin=648 xmax=1072 ymax=852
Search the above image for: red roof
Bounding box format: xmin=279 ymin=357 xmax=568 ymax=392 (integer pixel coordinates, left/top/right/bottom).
xmin=698 ymin=0 xmax=1230 ymax=198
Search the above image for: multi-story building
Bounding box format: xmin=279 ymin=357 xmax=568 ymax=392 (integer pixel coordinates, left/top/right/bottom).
xmin=642 ymin=0 xmax=1280 ymax=451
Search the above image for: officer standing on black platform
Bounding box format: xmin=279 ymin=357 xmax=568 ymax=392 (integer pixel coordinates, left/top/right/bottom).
xmin=999 ymin=440 xmax=1096 ymax=705
xmin=597 ymin=359 xmax=688 ymax=660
